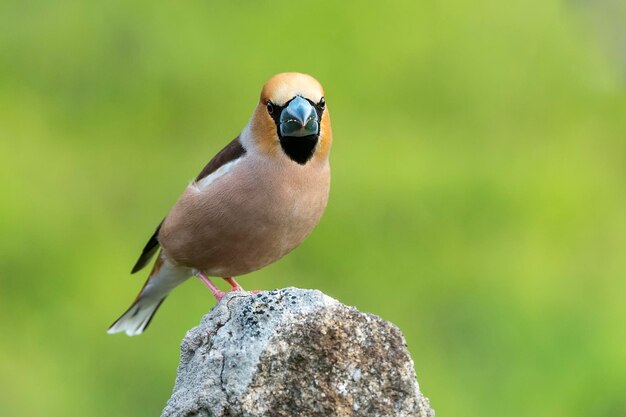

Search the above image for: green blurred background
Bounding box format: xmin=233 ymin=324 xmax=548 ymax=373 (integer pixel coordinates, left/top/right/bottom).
xmin=1 ymin=0 xmax=625 ymax=416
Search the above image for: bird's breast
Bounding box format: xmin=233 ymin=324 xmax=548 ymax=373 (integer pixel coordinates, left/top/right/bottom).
xmin=159 ymin=156 xmax=330 ymax=276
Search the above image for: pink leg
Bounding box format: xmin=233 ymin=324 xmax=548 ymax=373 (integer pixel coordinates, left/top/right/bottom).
xmin=224 ymin=277 xmax=244 ymax=291
xmin=195 ymin=272 xmax=226 ymax=301
xmin=224 ymin=277 xmax=261 ymax=294
xmin=224 ymin=277 xmax=260 ymax=293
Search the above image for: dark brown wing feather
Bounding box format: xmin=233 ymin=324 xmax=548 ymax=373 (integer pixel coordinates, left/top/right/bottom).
xmin=131 ymin=220 xmax=163 ymax=273
xmin=194 ymin=136 xmax=246 ymax=182
xmin=130 ymin=136 xmax=246 ymax=274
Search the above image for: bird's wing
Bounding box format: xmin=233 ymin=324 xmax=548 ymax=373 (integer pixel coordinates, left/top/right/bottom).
xmin=193 ymin=135 xmax=246 ymax=182
xmin=131 ymin=221 xmax=163 ymax=274
xmin=130 ymin=136 xmax=246 ymax=274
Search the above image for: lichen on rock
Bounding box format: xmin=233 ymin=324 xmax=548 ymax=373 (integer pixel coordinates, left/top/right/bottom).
xmin=161 ymin=288 xmax=434 ymax=417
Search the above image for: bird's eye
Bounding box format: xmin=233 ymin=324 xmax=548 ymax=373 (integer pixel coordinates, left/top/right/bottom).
xmin=266 ymin=100 xmax=274 ymax=115
xmin=318 ymin=97 xmax=325 ymax=109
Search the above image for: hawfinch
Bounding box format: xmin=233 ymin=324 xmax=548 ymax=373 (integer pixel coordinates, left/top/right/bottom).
xmin=108 ymin=73 xmax=332 ymax=336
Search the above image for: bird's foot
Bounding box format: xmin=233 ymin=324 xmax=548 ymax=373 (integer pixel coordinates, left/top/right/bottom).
xmin=224 ymin=277 xmax=261 ymax=294
xmin=195 ymin=272 xmax=226 ymax=301
xmin=195 ymin=274 xmax=258 ymax=301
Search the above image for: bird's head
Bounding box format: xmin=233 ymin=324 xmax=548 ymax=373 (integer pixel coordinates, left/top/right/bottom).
xmin=244 ymin=72 xmax=332 ymax=165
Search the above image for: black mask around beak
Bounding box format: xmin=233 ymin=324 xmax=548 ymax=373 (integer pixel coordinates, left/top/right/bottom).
xmin=276 ymin=96 xmax=321 ymax=164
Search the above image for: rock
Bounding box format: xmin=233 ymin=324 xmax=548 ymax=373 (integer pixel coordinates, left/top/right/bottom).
xmin=161 ymin=287 xmax=434 ymax=417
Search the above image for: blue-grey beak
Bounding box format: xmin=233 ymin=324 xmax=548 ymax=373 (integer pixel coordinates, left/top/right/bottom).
xmin=279 ymin=96 xmax=319 ymax=138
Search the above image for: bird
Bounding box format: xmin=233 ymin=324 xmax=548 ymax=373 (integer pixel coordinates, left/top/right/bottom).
xmin=108 ymin=72 xmax=332 ymax=336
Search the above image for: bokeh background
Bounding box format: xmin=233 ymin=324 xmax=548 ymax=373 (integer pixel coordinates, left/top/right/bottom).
xmin=1 ymin=1 xmax=625 ymax=416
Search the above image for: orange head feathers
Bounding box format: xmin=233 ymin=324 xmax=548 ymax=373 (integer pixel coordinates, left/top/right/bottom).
xmin=244 ymin=72 xmax=332 ymax=164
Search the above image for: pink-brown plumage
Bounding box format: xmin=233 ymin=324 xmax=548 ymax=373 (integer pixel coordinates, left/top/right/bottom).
xmin=159 ymin=147 xmax=330 ymax=276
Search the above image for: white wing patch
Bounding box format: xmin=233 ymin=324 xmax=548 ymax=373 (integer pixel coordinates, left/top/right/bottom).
xmin=192 ymin=158 xmax=242 ymax=192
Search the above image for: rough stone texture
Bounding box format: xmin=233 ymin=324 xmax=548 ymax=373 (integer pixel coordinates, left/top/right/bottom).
xmin=161 ymin=288 xmax=434 ymax=417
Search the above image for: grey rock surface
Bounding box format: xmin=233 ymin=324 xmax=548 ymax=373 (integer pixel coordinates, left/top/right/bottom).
xmin=161 ymin=287 xmax=434 ymax=417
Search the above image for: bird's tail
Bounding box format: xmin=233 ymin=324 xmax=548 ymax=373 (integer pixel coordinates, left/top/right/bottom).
xmin=108 ymin=254 xmax=190 ymax=336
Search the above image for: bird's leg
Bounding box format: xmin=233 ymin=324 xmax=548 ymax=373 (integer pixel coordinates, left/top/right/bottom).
xmin=195 ymin=272 xmax=226 ymax=301
xmin=223 ymin=277 xmax=260 ymax=294
xmin=223 ymin=277 xmax=244 ymax=292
